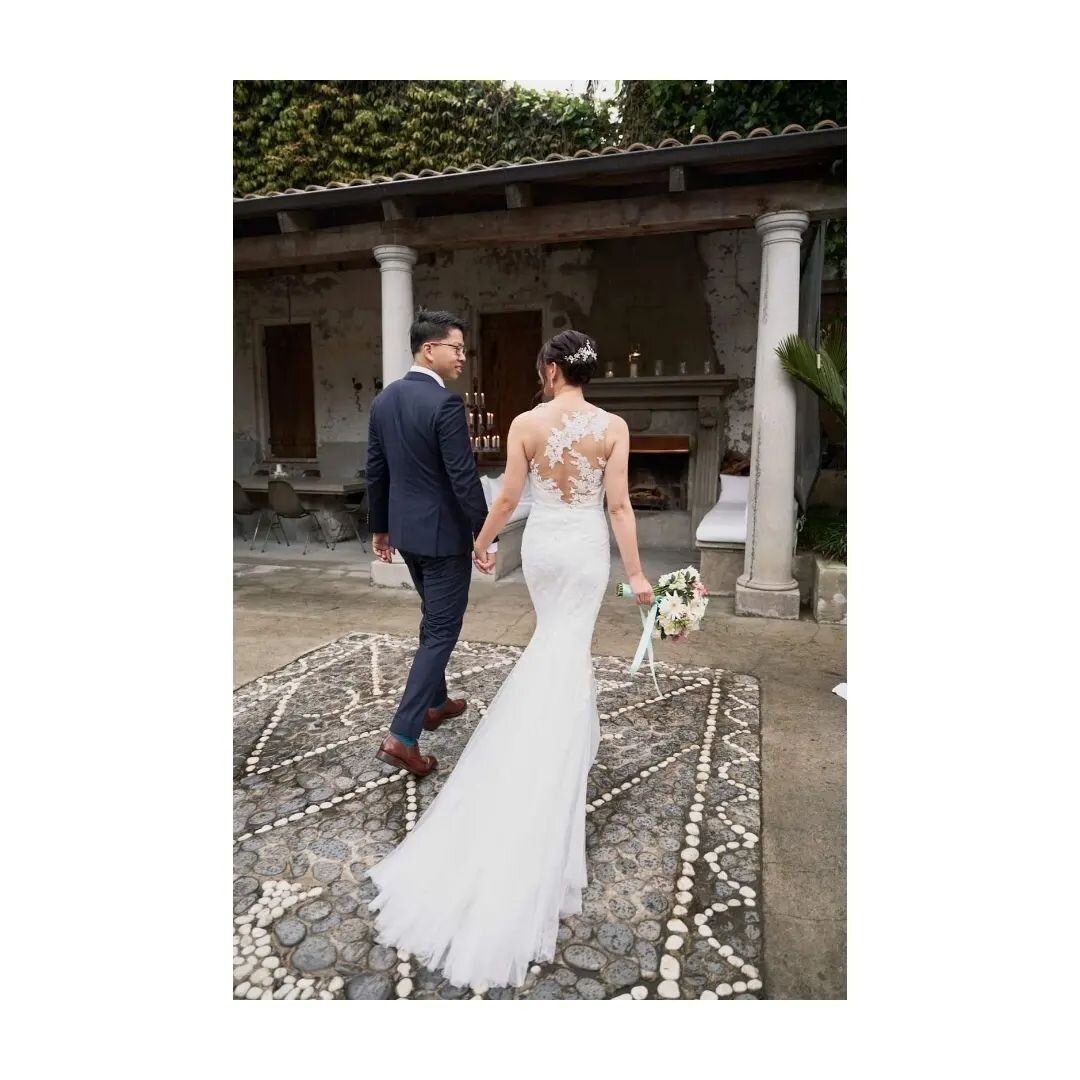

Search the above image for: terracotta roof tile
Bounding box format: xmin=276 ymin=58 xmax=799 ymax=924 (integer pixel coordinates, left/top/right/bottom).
xmin=234 ymin=122 xmax=844 ymax=200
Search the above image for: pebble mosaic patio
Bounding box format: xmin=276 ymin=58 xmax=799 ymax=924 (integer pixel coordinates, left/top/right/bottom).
xmin=233 ymin=632 xmax=762 ymax=1000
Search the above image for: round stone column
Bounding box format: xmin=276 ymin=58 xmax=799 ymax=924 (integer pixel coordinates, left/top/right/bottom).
xmin=735 ymin=210 xmax=809 ymax=620
xmin=373 ymin=244 xmax=418 ymax=385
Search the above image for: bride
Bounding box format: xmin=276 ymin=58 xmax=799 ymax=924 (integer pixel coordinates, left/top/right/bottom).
xmin=367 ymin=329 xmax=654 ymax=990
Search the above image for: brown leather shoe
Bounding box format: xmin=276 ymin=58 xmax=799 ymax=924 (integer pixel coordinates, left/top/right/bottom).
xmin=424 ymin=697 xmax=467 ymax=732
xmin=375 ymin=735 xmax=438 ymax=778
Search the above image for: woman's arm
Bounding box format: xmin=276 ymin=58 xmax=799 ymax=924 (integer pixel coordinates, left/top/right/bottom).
xmin=474 ymin=415 xmax=529 ymax=553
xmin=604 ymin=416 xmax=653 ymax=603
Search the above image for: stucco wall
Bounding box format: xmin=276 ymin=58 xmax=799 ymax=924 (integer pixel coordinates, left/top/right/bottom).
xmin=233 ymin=229 xmax=762 ymax=473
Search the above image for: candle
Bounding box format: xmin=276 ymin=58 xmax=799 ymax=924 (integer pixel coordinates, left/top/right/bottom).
xmin=494 ymin=435 xmax=500 ymax=450
xmin=480 ymin=392 xmax=486 ymax=409
xmin=487 ymin=411 xmax=493 ymax=428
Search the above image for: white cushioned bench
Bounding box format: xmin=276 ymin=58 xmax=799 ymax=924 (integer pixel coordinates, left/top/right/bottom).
xmin=695 ymin=476 xmax=802 ymax=597
xmin=473 ymin=473 xmax=532 ymax=583
xmin=695 ymin=475 xmax=750 ymax=596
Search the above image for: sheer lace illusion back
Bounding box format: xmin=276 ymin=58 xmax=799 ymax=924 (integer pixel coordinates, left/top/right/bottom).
xmin=367 ymin=405 xmax=614 ymax=990
xmin=529 ymin=408 xmax=611 ymax=508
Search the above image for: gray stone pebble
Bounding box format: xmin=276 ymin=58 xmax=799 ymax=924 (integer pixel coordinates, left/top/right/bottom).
xmin=292 ymin=935 xmax=337 ymax=972
xmin=274 ymin=918 xmax=306 ymax=947
xmin=563 ymin=944 xmax=605 ymax=972
xmin=367 ymin=945 xmax=397 ymax=972
xmin=346 ymin=974 xmax=392 ymax=999
xmin=596 ymin=923 xmax=634 ymax=955
xmin=297 ymin=900 xmax=332 ymax=922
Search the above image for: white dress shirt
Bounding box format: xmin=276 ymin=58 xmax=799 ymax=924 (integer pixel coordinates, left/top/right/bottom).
xmin=408 ymin=365 xmax=496 ymax=554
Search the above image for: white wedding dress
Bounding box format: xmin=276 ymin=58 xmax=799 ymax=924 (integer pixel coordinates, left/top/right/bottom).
xmin=367 ymin=407 xmax=613 ymax=989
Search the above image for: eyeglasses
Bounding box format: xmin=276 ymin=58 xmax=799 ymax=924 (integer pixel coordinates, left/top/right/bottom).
xmin=428 ymin=340 xmax=468 ymax=358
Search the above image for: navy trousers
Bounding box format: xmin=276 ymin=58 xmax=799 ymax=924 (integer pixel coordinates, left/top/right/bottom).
xmin=390 ymin=551 xmax=472 ymax=743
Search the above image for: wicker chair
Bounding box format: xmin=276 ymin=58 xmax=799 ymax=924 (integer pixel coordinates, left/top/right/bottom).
xmin=263 ymin=479 xmax=333 ymax=555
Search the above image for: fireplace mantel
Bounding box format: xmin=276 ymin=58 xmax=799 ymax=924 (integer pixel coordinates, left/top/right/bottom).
xmin=585 ymin=375 xmax=737 ymax=411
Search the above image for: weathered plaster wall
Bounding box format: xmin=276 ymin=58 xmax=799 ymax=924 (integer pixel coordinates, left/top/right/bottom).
xmin=233 ymin=229 xmax=762 ymax=473
xmin=696 ymin=229 xmax=762 ymax=454
xmin=587 ymin=234 xmax=716 ymax=377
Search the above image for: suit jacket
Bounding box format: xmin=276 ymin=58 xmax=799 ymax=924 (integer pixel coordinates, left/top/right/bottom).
xmin=366 ymin=371 xmax=489 ymax=557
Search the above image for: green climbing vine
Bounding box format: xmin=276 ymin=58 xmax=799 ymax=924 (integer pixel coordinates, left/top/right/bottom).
xmin=233 ymin=81 xmax=614 ymax=197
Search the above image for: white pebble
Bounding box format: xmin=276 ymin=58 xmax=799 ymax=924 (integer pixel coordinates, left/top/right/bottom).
xmin=260 ymin=955 xmax=279 ymax=969
xmin=698 ymin=925 xmax=712 ymax=937
xmin=299 ymin=987 xmax=314 ymax=999
xmin=397 ymin=963 xmax=412 ymax=977
xmin=396 ymin=978 xmax=413 ymax=997
xmin=659 ymin=955 xmax=680 ymax=980
xmin=728 ymin=956 xmax=744 ymax=967
xmin=251 ymin=927 xmax=268 ymax=939
xmin=719 ymin=945 xmax=733 ymax=957
xmin=685 ymin=823 xmax=700 ymax=836
xmin=328 ymin=976 xmax=344 ymax=992
xmin=296 ymin=978 xmax=315 ymax=988
xmin=676 ymin=891 xmax=693 ymax=904
xmin=693 ymin=914 xmax=708 ymax=926
xmin=530 ymin=965 xmax=541 ymax=974
xmin=677 ymin=877 xmax=693 ymax=891
xmin=665 ymin=935 xmax=684 ymax=951
xmin=630 ymin=986 xmax=648 ymax=1000
xmin=716 ymin=983 xmax=733 ymax=997
xmin=700 ymin=990 xmax=718 ymax=1000
xmin=739 ymin=886 xmax=756 ymax=898
xmin=672 ymin=905 xmax=688 ymax=916
xmin=397 ymin=949 xmax=411 ymax=961
xmin=680 ymin=848 xmax=699 ymax=862
xmin=733 ymin=981 xmax=747 ymax=993
xmin=244 ymin=986 xmax=263 ymax=1000
xmin=741 ymin=965 xmax=759 ymax=979
xmin=689 ymin=812 xmax=703 ymax=823
xmin=271 ymin=907 xmax=284 ymax=918
xmin=274 ymin=968 xmax=287 ymax=979
xmin=666 ymin=919 xmax=688 ymax=934
xmin=254 ymin=945 xmax=271 ymax=958
xmin=747 ymin=979 xmax=762 ymax=991
xmin=656 ymin=980 xmax=680 ymax=999
xmin=234 ymin=981 xmax=251 ymax=997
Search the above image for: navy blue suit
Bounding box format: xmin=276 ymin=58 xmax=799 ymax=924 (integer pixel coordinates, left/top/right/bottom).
xmin=366 ymin=371 xmax=489 ymax=741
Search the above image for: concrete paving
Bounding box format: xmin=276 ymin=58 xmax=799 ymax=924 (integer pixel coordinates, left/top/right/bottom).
xmin=233 ymin=537 xmax=846 ymax=999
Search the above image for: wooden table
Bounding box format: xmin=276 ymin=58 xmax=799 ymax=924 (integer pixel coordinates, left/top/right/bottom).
xmin=237 ymin=476 xmax=366 ymax=497
xmin=237 ymin=476 xmax=366 ymax=544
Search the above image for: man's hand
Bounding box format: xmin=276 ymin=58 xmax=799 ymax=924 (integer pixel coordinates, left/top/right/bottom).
xmin=373 ymin=533 xmax=396 ymax=563
xmin=472 ymin=542 xmax=495 ymax=575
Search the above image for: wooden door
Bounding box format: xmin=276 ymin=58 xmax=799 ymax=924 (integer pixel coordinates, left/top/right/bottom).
xmin=264 ymin=323 xmax=316 ymax=459
xmin=479 ymin=311 xmax=543 ymax=454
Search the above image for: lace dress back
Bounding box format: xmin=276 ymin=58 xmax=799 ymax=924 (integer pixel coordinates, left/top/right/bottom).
xmin=528 ymin=408 xmax=611 ymax=509
xmin=367 ymin=405 xmax=614 ymax=990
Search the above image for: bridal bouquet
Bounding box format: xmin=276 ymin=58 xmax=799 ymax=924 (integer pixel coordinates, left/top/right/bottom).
xmin=618 ymin=565 xmax=710 ymax=642
xmin=617 ymin=566 xmax=710 ymax=692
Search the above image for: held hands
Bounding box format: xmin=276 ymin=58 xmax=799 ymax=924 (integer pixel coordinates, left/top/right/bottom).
xmin=628 ymin=572 xmax=654 ymax=605
xmin=373 ymin=533 xmax=396 ymax=564
xmin=473 ymin=541 xmax=495 ymax=575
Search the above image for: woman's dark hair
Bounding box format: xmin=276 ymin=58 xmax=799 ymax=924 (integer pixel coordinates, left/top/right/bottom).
xmin=536 ymin=330 xmax=599 ymax=387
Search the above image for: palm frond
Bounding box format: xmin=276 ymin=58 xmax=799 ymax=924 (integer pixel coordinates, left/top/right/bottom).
xmin=776 ymin=333 xmax=846 ymax=424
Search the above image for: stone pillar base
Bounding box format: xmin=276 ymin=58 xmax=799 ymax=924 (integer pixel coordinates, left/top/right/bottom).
xmin=370 ymin=556 xmax=415 ymax=590
xmin=734 ymin=575 xmax=801 ymax=620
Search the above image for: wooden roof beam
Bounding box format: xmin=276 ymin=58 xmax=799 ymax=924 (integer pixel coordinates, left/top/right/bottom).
xmin=236 ymin=180 xmax=846 ymax=272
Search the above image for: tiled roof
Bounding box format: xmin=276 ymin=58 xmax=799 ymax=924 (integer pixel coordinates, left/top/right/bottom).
xmin=235 ymin=120 xmax=842 ymax=201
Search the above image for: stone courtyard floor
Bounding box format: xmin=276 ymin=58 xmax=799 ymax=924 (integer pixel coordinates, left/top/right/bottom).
xmin=233 ymin=539 xmax=846 ymax=999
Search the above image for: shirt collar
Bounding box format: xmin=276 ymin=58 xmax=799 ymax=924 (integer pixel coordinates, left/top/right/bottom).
xmin=409 ymin=364 xmax=445 ymax=388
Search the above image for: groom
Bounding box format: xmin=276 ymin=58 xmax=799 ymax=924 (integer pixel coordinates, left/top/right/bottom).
xmin=366 ymin=309 xmax=497 ymax=778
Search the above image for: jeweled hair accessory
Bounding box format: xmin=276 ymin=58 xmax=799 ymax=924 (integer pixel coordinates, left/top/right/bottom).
xmin=565 ymin=341 xmax=597 ymax=366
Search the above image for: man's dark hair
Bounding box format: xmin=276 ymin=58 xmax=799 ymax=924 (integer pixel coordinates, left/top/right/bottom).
xmin=410 ymin=309 xmax=466 ymax=356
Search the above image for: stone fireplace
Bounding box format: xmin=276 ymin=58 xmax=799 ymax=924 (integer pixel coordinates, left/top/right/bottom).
xmin=584 ymin=375 xmax=737 ymax=545
xmin=628 ymin=436 xmax=690 ymax=511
